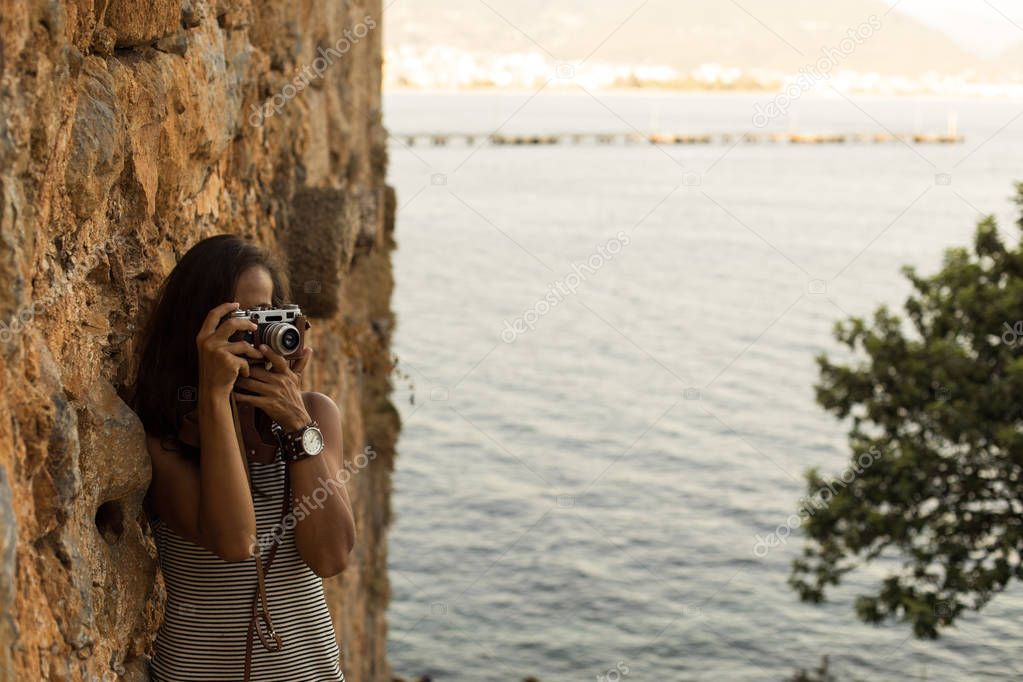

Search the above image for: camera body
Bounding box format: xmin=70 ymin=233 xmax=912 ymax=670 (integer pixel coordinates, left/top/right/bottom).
xmin=228 ymin=303 xmax=309 ymax=361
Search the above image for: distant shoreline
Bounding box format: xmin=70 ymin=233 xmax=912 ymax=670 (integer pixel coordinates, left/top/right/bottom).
xmin=383 ymin=85 xmax=1023 ymax=100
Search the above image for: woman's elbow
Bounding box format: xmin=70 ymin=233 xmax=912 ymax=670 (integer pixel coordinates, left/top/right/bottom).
xmin=311 ymin=536 xmax=355 ymax=578
xmin=197 ymin=516 xmax=257 ymax=563
xmin=311 ymin=552 xmax=349 ymax=578
xmin=219 ymin=547 xmax=253 ymax=563
xmin=345 ymin=518 xmax=356 ymax=555
xmin=211 ymin=535 xmax=256 ymax=563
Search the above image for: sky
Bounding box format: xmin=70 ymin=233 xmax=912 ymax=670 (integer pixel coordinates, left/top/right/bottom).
xmin=890 ymin=0 xmax=1023 ymax=55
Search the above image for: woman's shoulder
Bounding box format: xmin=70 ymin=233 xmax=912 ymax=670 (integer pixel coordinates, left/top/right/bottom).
xmin=301 ymin=391 xmax=340 ymax=420
xmin=144 ymin=431 xmax=174 ymax=456
xmin=144 ymin=431 xmax=198 ymax=463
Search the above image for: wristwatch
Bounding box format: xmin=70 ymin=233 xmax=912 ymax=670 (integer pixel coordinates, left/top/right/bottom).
xmin=275 ymin=421 xmax=325 ymax=462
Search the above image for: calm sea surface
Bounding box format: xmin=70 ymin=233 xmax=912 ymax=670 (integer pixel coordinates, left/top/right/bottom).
xmin=382 ymin=91 xmax=1023 ymax=681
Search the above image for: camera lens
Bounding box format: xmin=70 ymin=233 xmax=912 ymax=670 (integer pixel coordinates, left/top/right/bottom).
xmin=264 ymin=322 xmax=300 ymax=355
xmin=280 ymin=328 xmax=300 ymax=351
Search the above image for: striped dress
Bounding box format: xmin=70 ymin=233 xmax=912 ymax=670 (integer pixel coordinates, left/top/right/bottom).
xmin=149 ymin=458 xmax=344 ymax=681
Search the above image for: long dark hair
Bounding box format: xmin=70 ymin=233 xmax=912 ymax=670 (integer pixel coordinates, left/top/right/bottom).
xmin=131 ymin=235 xmax=287 ymax=457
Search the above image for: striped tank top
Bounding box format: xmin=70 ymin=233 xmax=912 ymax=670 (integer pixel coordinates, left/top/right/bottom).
xmin=149 ymin=458 xmax=344 ymax=681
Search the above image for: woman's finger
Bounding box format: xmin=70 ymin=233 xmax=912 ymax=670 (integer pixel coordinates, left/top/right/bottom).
xmin=211 ymin=317 xmax=258 ymax=344
xmin=235 ymin=357 xmax=251 ymax=378
xmin=259 ymin=345 xmax=290 ymax=374
xmin=232 ymin=391 xmax=267 ymax=407
xmin=198 ymin=302 xmax=240 ymax=340
xmin=291 ymin=346 xmax=313 ymax=376
xmin=223 ymin=341 xmax=263 ymax=360
xmin=247 ymin=366 xmax=277 ymax=382
xmin=234 ymin=377 xmax=272 ymax=394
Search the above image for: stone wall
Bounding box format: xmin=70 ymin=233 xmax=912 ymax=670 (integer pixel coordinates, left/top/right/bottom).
xmin=0 ymin=1 xmax=397 ymax=680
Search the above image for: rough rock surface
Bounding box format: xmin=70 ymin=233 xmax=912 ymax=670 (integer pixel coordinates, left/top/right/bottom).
xmin=0 ymin=1 xmax=397 ymax=680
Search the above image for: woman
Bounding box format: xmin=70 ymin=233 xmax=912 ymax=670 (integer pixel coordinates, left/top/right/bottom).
xmin=132 ymin=235 xmax=355 ymax=681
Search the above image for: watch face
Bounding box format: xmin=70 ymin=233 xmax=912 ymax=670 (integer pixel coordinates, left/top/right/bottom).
xmin=302 ymin=427 xmax=325 ymax=456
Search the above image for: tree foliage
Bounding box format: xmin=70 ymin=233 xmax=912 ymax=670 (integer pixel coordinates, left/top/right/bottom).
xmin=791 ymin=183 xmax=1023 ymax=638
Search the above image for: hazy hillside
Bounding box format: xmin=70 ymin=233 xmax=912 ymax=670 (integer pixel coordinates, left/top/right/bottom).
xmin=998 ymin=41 xmax=1023 ymax=77
xmin=387 ymin=0 xmax=989 ymax=77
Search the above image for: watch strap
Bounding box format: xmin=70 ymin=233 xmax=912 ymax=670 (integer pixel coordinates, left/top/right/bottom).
xmin=274 ymin=421 xmax=320 ymax=462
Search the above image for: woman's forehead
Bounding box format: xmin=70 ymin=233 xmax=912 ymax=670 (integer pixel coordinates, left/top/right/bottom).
xmin=233 ymin=266 xmax=274 ymax=306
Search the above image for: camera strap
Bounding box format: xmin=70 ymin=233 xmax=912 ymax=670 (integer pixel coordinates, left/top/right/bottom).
xmin=229 ymin=393 xmax=292 ymax=681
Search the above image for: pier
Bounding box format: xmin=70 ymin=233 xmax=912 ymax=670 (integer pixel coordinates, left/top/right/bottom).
xmin=398 ymin=131 xmax=965 ymax=147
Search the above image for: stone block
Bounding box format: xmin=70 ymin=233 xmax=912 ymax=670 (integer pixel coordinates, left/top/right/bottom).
xmin=287 ymin=187 xmax=349 ymax=318
xmin=104 ymin=0 xmax=182 ymax=48
xmin=65 ymin=58 xmax=126 ymax=219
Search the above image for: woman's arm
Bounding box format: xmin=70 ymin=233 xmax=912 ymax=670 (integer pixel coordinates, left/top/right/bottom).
xmin=193 ymin=385 xmax=258 ymax=560
xmin=288 ymin=392 xmax=356 ymax=577
xmin=233 ymin=348 xmax=357 ymax=577
xmin=146 ymin=301 xmax=264 ymax=561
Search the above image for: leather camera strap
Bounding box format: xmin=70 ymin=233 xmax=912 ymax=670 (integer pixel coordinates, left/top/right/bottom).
xmin=230 ymin=393 xmax=293 ymax=681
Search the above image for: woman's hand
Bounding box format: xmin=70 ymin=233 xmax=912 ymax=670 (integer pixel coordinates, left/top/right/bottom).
xmin=196 ymin=302 xmax=263 ymax=397
xmin=232 ymin=345 xmax=314 ymax=431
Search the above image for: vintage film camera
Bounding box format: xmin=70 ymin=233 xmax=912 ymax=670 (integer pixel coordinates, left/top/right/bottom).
xmin=223 ymin=304 xmax=312 ymax=461
xmin=228 ymin=303 xmax=310 ymax=361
